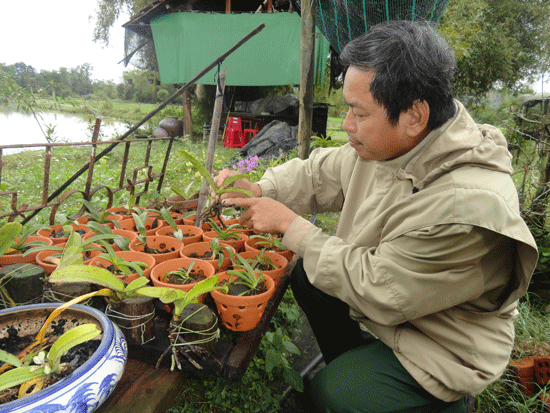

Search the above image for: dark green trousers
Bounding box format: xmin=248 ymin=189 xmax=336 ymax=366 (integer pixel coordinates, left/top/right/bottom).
xmin=290 ymin=259 xmax=467 ymax=413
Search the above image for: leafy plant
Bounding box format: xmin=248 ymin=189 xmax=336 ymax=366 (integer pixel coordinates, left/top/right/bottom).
xmin=163 ymin=260 xmax=196 ymax=284
xmin=95 ymin=243 xmax=149 ymax=279
xmin=146 ymin=207 xmax=185 ymax=241
xmin=177 ymin=149 xmax=254 ymax=224
xmin=226 ymin=253 xmax=265 ymax=296
xmin=0 ymin=222 xmax=22 ymax=257
xmin=49 ymin=264 xmax=149 ymax=303
xmin=78 ymin=199 xmax=120 ymax=228
xmin=23 ymin=228 xmax=109 ymax=266
xmin=207 ymin=219 xmax=241 ymax=241
xmin=0 ymin=324 xmax=101 ymax=398
xmin=205 ymin=238 xmax=235 ymax=266
xmin=244 ymin=250 xmax=278 ymax=271
xmin=138 ymin=276 xmax=227 ymax=320
xmin=249 ymin=233 xmax=288 ymax=252
xmin=5 ymin=223 xmax=48 ymax=254
xmin=85 ymin=221 xmax=131 ymax=251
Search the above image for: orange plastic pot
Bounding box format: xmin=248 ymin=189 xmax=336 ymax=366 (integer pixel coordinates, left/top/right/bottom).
xmin=37 ymin=224 xmax=92 ymax=245
xmin=244 ymin=236 xmax=294 ymax=261
xmin=35 ymin=242 xmax=103 ymax=275
xmin=128 ymin=235 xmax=183 ymax=264
xmin=88 ymin=250 xmax=156 ymax=284
xmin=210 ymin=271 xmax=275 ymax=332
xmin=150 ymin=257 xmax=215 ymax=302
xmin=155 ymin=225 xmax=203 ymax=246
xmin=202 ymin=231 xmax=248 ymax=253
xmin=0 ymin=235 xmax=53 ymax=267
xmin=233 ymin=250 xmax=288 ymax=288
xmin=180 ymin=241 xmax=235 ymax=273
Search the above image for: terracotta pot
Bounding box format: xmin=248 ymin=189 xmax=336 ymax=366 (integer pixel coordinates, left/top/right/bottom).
xmin=210 ymin=271 xmax=275 ymax=332
xmin=182 ymin=214 xmax=212 ymax=231
xmin=35 ymin=243 xmax=103 ymax=275
xmin=128 ymin=235 xmax=182 ymax=264
xmin=75 ymin=215 xmax=119 ymax=228
xmin=83 ymin=229 xmax=137 ymax=252
xmin=509 ymin=357 xmax=537 ymax=395
xmin=180 ymin=241 xmax=235 ymax=273
xmin=119 ymin=216 xmax=165 ymax=236
xmin=534 ymin=355 xmax=550 ymax=386
xmin=150 ymin=257 xmax=215 ymax=301
xmin=155 ymin=224 xmax=203 ymax=246
xmin=0 ymin=235 xmax=53 ymax=267
xmin=37 ymin=224 xmax=92 ymax=245
xmin=233 ymin=250 xmax=288 ymax=288
xmin=166 ymin=195 xmax=198 ymax=213
xmin=244 ymin=236 xmax=294 ymax=261
xmin=106 ymin=206 xmax=145 ymax=220
xmin=88 ymin=250 xmax=156 ymax=284
xmin=115 ymin=218 xmax=140 ymax=233
xmin=202 ymin=231 xmax=248 ymax=253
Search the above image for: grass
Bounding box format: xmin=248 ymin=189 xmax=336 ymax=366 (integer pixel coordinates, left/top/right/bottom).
xmin=1 ymin=113 xmax=549 ymax=412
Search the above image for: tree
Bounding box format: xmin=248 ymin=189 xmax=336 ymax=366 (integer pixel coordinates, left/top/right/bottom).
xmin=439 ymin=0 xmax=550 ymax=99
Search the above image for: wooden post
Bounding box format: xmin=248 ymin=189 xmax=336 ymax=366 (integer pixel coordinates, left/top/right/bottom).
xmin=297 ymin=0 xmax=316 ymax=160
xmin=182 ymin=89 xmax=193 ymax=137
xmin=226 ymin=0 xmax=231 ymax=13
xmin=195 ymin=68 xmax=227 ymax=227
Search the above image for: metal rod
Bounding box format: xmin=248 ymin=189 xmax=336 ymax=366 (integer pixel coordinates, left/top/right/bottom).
xmin=20 ymin=23 xmax=266 ymax=225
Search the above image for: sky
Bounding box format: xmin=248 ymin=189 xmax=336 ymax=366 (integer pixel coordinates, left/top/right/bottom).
xmin=1 ymin=0 xmax=129 ymax=83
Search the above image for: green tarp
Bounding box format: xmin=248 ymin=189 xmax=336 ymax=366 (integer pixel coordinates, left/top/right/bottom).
xmin=150 ymin=12 xmax=330 ymax=86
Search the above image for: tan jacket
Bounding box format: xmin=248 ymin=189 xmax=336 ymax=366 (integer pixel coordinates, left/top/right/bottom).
xmin=257 ymin=101 xmax=538 ymax=401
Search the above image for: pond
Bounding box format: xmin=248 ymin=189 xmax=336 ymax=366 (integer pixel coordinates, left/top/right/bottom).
xmin=0 ymin=110 xmax=129 ymax=155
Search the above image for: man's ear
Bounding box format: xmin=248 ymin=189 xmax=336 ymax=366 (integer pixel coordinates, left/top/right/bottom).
xmin=405 ymin=100 xmax=430 ymax=138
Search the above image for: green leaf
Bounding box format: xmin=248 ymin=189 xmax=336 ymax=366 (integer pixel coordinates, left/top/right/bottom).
xmin=283 ymin=341 xmax=301 ymax=355
xmin=283 ymin=367 xmax=304 ymax=392
xmin=184 ymin=275 xmax=219 ymax=304
xmin=177 ymin=150 xmax=218 ymax=192
xmin=48 ymin=324 xmax=101 ymax=372
xmin=0 ymin=222 xmax=22 ymax=257
xmin=124 ymin=277 xmax=149 ymax=293
xmin=50 ymin=264 xmax=126 ymax=292
xmin=265 ymin=349 xmax=279 ymax=373
xmin=0 ymin=349 xmax=23 ymax=368
xmin=136 ymin=286 xmax=179 ymax=300
xmin=0 ymin=365 xmax=42 ymax=392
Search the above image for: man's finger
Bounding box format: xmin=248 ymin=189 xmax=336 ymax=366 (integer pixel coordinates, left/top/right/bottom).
xmin=223 ymin=197 xmax=257 ymax=208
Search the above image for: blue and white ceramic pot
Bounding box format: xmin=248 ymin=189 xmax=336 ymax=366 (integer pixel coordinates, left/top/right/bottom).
xmin=0 ymin=303 xmax=127 ymax=413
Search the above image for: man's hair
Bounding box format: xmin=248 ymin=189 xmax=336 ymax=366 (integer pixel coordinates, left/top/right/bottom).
xmin=339 ymin=20 xmax=456 ymax=129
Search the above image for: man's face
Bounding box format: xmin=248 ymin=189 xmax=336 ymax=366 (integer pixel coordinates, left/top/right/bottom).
xmin=342 ymin=67 xmax=417 ymax=161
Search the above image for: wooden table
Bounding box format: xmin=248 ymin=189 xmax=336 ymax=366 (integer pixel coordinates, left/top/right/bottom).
xmin=96 ymin=265 xmax=293 ymax=413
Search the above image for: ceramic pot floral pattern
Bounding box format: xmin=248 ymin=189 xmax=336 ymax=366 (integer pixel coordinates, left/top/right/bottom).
xmin=0 ymin=303 xmax=127 ymax=413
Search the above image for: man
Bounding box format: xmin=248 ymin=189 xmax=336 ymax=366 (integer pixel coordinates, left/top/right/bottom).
xmin=214 ymin=20 xmax=538 ymax=412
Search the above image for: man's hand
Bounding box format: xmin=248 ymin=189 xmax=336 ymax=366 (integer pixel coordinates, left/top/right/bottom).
xmin=212 ymin=170 xmax=262 ymax=200
xmin=223 ymin=197 xmax=298 ymax=235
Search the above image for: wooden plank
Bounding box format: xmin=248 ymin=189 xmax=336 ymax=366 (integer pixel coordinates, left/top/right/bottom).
xmin=95 ymin=357 xmax=188 ymax=413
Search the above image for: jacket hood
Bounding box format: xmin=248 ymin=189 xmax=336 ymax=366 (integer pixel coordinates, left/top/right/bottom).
xmin=398 ymin=100 xmax=514 ymax=190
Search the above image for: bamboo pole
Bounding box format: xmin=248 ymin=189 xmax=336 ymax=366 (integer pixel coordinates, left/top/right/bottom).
xmin=297 ymin=0 xmax=316 ymax=160
xmin=195 ymin=68 xmax=227 ymax=227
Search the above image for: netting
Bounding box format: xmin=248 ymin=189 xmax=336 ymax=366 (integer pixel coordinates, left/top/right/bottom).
xmin=123 ymin=27 xmax=152 ymax=67
xmin=299 ymin=0 xmax=451 ymax=54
